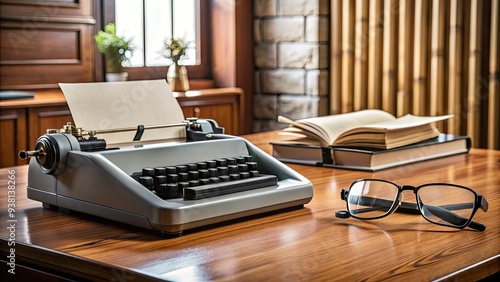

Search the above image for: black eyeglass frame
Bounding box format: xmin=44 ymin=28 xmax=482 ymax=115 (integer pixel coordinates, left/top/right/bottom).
xmin=339 ymin=179 xmax=489 ymax=231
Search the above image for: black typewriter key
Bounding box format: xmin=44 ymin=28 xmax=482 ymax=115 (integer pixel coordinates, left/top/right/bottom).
xmin=155 ymin=183 xmax=167 ymax=198
xmin=249 ymin=170 xmax=259 ymax=177
xmin=167 ymin=174 xmax=178 ymax=183
xmin=178 ymin=182 xmax=190 ymax=196
xmin=226 ymin=157 xmax=237 ymax=165
xmin=217 ymin=167 xmax=228 ymax=176
xmin=167 ymin=183 xmax=179 ymax=198
xmin=154 ymin=175 xmax=167 ymax=188
xmin=139 ymin=176 xmax=154 ymax=190
xmin=239 ymin=172 xmax=250 ymax=179
xmin=237 ymin=164 xmax=248 ymax=172
xmin=243 ymin=155 xmax=253 ymax=162
xmin=216 ymin=158 xmax=227 ymax=167
xmin=165 ymin=166 xmax=177 ymax=174
xmin=188 ymin=171 xmax=199 ymax=180
xmin=229 ymin=174 xmax=240 ymax=181
xmin=246 ymin=162 xmax=258 ymax=170
xmin=199 ymin=169 xmax=209 ymax=178
xmin=197 ymin=162 xmax=208 ymax=169
xmin=206 ymin=160 xmax=216 ymax=168
xmin=208 ymin=168 xmax=218 ymax=177
xmin=178 ymin=172 xmax=189 ymax=182
xmin=209 ymin=177 xmax=220 ymax=183
xmin=154 ymin=167 xmax=167 ymax=176
xmin=236 ymin=157 xmax=245 ymax=164
xmin=189 ymin=180 xmax=199 ymax=187
xmin=156 ymin=183 xmax=178 ymax=199
xmin=199 ymin=178 xmax=210 ymax=185
xmin=176 ymin=165 xmax=187 ymax=173
xmin=187 ymin=163 xmax=198 ymax=171
xmin=227 ymin=165 xmax=238 ymax=174
xmin=219 ymin=175 xmax=230 ymax=182
xmin=142 ymin=167 xmax=154 ymax=177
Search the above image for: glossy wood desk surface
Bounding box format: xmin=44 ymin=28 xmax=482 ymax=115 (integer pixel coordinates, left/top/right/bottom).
xmin=1 ymin=131 xmax=499 ymax=281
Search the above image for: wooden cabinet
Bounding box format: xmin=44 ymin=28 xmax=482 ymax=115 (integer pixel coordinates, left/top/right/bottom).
xmin=0 ymin=108 xmax=28 ymax=167
xmin=28 ymin=106 xmax=74 ymax=147
xmin=176 ymin=88 xmax=242 ymax=135
xmin=0 ymin=88 xmax=242 ymax=168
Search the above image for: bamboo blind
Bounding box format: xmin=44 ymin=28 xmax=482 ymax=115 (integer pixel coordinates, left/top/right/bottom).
xmin=330 ymin=0 xmax=500 ymax=149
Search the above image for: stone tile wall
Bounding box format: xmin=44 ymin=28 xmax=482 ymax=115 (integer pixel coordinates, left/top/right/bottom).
xmin=253 ymin=0 xmax=330 ymax=132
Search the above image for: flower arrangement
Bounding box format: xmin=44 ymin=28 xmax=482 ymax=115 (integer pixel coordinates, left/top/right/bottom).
xmin=161 ymin=37 xmax=191 ymax=65
xmin=94 ymin=23 xmax=134 ymax=73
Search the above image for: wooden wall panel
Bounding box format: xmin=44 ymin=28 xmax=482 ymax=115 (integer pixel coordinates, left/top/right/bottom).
xmin=0 ymin=0 xmax=96 ymax=90
xmin=210 ymin=0 xmax=254 ymax=134
xmin=1 ymin=28 xmax=79 ymax=62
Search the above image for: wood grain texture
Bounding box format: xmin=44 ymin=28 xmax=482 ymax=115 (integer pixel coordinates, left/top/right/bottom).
xmin=0 ymin=0 xmax=96 ymax=90
xmin=0 ymin=130 xmax=499 ymax=281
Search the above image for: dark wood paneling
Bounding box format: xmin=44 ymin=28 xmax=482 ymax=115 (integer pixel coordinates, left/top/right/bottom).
xmin=0 ymin=0 xmax=96 ymax=90
xmin=210 ymin=0 xmax=253 ymax=134
xmin=0 ymin=0 xmax=92 ymax=18
xmin=1 ymin=28 xmax=79 ymax=62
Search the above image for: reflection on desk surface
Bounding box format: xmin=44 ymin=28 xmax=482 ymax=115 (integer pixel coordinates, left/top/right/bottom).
xmin=0 ymin=131 xmax=499 ymax=281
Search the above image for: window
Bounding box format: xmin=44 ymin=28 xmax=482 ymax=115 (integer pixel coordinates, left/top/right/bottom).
xmin=102 ymin=0 xmax=210 ymax=80
xmin=115 ymin=0 xmax=197 ymax=66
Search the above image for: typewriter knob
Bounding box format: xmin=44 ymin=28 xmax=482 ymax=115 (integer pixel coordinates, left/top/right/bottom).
xmin=19 ymin=133 xmax=80 ymax=175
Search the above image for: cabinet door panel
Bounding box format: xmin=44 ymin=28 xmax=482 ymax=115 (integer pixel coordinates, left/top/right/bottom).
xmin=0 ymin=108 xmax=27 ymax=167
xmin=183 ymin=104 xmax=235 ymax=134
xmin=28 ymin=106 xmax=74 ymax=148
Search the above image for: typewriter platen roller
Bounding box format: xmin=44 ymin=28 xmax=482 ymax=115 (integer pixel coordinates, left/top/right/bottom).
xmin=20 ymin=119 xmax=313 ymax=236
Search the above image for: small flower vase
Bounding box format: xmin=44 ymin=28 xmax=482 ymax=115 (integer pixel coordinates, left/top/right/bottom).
xmin=166 ymin=62 xmax=190 ymax=91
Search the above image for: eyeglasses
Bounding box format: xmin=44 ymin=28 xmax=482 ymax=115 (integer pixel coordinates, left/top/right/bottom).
xmin=336 ymin=179 xmax=489 ymax=231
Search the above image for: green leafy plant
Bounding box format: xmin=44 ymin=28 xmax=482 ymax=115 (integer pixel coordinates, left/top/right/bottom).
xmin=94 ymin=23 xmax=134 ymax=73
xmin=160 ymin=37 xmax=191 ymax=65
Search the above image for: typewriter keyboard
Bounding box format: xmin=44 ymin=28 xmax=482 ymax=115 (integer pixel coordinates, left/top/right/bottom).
xmin=131 ymin=155 xmax=278 ymax=200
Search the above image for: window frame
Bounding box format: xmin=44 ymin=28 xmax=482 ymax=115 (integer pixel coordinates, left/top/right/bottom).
xmin=100 ymin=0 xmax=211 ymax=81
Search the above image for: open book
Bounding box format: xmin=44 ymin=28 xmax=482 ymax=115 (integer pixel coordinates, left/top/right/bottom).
xmin=277 ymin=110 xmax=453 ymax=149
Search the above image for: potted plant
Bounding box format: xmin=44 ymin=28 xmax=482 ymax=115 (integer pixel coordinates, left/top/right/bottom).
xmin=94 ymin=23 xmax=134 ymax=82
xmin=160 ymin=37 xmax=191 ymax=91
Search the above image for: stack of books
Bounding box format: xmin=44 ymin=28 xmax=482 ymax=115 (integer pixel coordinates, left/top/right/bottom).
xmin=271 ymin=110 xmax=471 ymax=171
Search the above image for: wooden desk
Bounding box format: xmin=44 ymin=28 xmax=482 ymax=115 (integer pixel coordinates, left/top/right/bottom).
xmin=1 ymin=131 xmax=499 ymax=281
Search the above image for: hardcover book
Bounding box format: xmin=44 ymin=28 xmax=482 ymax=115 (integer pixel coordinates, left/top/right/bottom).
xmin=271 ymin=134 xmax=471 ymax=171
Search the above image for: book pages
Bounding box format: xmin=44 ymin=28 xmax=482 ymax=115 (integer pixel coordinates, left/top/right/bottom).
xmin=279 ymin=110 xmax=395 ymax=146
xmin=278 ymin=110 xmax=453 ymax=148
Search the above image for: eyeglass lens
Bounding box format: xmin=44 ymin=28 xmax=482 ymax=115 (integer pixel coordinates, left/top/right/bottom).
xmin=347 ymin=180 xmax=399 ymax=219
xmin=347 ymin=180 xmax=478 ymax=228
xmin=417 ymin=185 xmax=476 ymax=228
